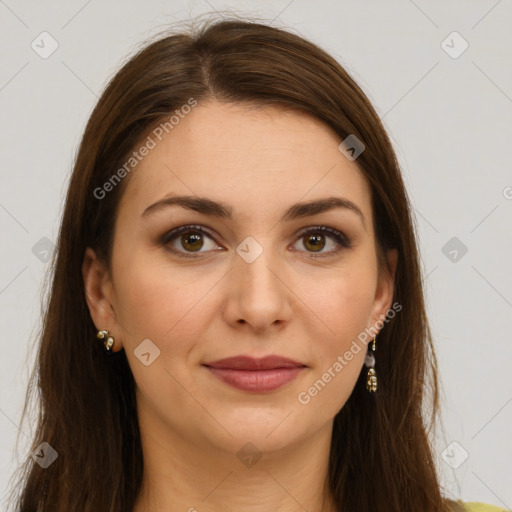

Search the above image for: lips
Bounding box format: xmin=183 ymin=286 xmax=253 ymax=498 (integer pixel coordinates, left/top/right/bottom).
xmin=203 ymin=355 xmax=306 ymax=371
xmin=203 ymin=355 xmax=307 ymax=392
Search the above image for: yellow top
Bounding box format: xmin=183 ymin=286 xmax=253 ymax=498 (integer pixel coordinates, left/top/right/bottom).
xmin=460 ymin=501 xmax=509 ymax=511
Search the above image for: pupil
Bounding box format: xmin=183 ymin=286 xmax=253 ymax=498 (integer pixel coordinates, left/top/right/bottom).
xmin=306 ymin=234 xmax=324 ymax=252
xmin=183 ymin=233 xmax=203 ymax=251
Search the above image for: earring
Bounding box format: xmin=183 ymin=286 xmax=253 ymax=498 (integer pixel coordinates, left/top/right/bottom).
xmin=365 ymin=336 xmax=377 ymax=392
xmin=96 ymin=330 xmax=115 ymax=353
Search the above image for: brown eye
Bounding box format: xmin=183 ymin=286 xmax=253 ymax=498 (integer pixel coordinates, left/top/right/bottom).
xmin=160 ymin=225 xmax=221 ymax=258
xmin=303 ymin=233 xmax=326 ymax=252
xmin=180 ymin=232 xmax=204 ymax=252
xmin=293 ymin=226 xmax=352 ymax=258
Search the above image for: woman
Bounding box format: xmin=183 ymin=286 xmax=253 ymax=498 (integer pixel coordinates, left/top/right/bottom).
xmin=7 ymin=16 xmax=505 ymax=512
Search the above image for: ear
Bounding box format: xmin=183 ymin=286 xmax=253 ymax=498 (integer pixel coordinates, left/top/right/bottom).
xmin=82 ymin=247 xmax=123 ymax=352
xmin=369 ymin=248 xmax=398 ymax=329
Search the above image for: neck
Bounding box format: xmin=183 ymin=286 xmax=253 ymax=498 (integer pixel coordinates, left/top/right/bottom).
xmin=132 ymin=407 xmax=337 ymax=512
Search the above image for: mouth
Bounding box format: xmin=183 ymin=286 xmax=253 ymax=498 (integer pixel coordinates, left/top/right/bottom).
xmin=202 ymin=355 xmax=307 ymax=392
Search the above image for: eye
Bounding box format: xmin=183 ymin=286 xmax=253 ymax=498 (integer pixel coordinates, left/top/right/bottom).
xmin=160 ymin=225 xmax=221 ymax=259
xmin=291 ymin=226 xmax=352 ymax=258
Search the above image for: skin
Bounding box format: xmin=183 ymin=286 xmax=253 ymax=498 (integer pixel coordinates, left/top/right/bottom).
xmin=83 ymin=100 xmax=397 ymax=512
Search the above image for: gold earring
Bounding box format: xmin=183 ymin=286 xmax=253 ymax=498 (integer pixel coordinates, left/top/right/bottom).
xmin=96 ymin=330 xmax=115 ymax=353
xmin=365 ymin=336 xmax=377 ymax=392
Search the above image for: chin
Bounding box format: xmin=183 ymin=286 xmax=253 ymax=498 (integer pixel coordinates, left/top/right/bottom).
xmin=203 ymin=412 xmax=310 ymax=453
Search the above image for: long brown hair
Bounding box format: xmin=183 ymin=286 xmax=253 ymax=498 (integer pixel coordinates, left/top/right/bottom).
xmin=7 ymin=14 xmax=462 ymax=512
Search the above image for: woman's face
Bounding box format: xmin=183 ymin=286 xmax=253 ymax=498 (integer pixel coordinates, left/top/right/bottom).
xmin=84 ymin=100 xmax=396 ymax=457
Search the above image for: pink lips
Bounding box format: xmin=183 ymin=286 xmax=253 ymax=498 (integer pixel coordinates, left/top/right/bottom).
xmin=203 ymin=355 xmax=307 ymax=392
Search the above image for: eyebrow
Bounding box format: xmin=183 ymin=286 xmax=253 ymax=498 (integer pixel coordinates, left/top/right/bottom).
xmin=142 ymin=194 xmax=365 ymax=227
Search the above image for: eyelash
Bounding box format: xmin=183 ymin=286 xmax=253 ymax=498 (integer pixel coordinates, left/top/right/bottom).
xmin=159 ymin=224 xmax=352 ymax=259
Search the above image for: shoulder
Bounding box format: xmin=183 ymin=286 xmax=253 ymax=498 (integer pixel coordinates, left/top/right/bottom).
xmin=458 ymin=501 xmax=509 ymax=512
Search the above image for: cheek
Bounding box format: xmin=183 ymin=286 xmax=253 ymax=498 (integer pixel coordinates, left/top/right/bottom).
xmin=111 ymin=255 xmax=220 ymax=406
xmin=305 ymin=263 xmax=376 ymax=346
xmin=111 ymin=250 xmax=219 ymax=347
xmin=294 ymin=261 xmax=376 ymax=413
xmin=113 ymin=237 xmax=234 ymax=371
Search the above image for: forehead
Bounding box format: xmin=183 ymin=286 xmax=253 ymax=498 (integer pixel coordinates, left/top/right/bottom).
xmin=119 ymin=100 xmax=372 ymax=223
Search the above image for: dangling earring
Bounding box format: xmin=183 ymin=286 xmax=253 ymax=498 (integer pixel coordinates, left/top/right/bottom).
xmin=365 ymin=336 xmax=377 ymax=392
xmin=96 ymin=330 xmax=115 ymax=353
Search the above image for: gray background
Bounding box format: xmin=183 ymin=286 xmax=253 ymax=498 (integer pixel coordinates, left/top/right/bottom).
xmin=1 ymin=0 xmax=511 ymax=509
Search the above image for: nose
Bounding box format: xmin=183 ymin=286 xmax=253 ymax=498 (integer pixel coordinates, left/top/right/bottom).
xmin=222 ymin=247 xmax=293 ymax=334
